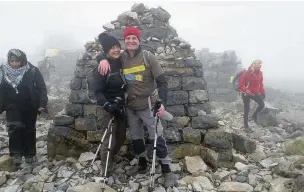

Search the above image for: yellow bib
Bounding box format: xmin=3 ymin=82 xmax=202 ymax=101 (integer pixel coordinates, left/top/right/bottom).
xmin=123 ymin=65 xmax=146 ymax=74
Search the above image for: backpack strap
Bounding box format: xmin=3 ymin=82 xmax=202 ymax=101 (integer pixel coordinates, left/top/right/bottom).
xmin=105 ymin=70 xmax=127 ymax=88
xmin=245 ymin=69 xmax=250 ymax=88
xmin=142 ymin=50 xmax=151 ymax=69
xmin=105 ymin=72 xmax=111 ymax=86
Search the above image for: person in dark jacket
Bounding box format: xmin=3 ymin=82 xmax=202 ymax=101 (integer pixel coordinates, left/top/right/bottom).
xmin=94 ymin=32 xmax=127 ymax=175
xmin=239 ymin=59 xmax=265 ymax=130
xmin=0 ymin=49 xmax=48 ymax=166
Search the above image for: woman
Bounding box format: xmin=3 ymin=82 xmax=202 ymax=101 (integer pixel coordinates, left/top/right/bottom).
xmin=94 ymin=32 xmax=127 ymax=175
xmin=239 ymin=59 xmax=265 ymax=130
xmin=0 ymin=49 xmax=48 ymax=166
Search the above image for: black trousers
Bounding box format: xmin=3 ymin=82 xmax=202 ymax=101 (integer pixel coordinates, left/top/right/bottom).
xmin=6 ymin=108 xmax=37 ymax=157
xmin=242 ymin=94 xmax=265 ymax=127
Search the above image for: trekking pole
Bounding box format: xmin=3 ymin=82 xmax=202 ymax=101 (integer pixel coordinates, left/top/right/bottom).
xmin=148 ymin=98 xmax=162 ymax=188
xmin=90 ymin=116 xmax=115 ymax=167
xmin=103 ymin=116 xmax=115 ymax=184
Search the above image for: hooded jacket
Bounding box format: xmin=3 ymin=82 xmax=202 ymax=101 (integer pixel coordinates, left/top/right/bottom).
xmin=239 ymin=66 xmax=265 ymax=95
xmin=0 ymin=63 xmax=48 ymax=113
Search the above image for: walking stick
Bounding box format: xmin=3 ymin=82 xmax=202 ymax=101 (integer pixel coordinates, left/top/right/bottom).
xmin=91 ymin=116 xmax=115 ymax=185
xmin=148 ymin=98 xmax=162 ymax=188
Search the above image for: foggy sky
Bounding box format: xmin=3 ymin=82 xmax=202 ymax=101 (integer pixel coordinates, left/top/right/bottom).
xmin=0 ymin=1 xmax=303 ymax=83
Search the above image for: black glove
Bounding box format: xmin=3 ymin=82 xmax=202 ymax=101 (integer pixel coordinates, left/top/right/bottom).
xmin=111 ymin=97 xmax=124 ymax=107
xmin=153 ymin=99 xmax=162 ymax=117
xmin=260 ymin=93 xmax=265 ymax=100
xmin=103 ymin=102 xmax=123 ymax=117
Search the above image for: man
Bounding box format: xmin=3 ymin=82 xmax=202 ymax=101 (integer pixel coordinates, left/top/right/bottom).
xmin=38 ymin=57 xmax=54 ymax=82
xmin=97 ymin=27 xmax=175 ymax=188
xmin=239 ymin=59 xmax=265 ymax=130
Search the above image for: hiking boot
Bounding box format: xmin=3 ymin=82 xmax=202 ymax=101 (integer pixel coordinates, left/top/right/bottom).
xmin=126 ymin=157 xmax=148 ymax=176
xmin=25 ymin=156 xmax=35 ymax=165
xmin=244 ymin=125 xmax=253 ymax=133
xmin=126 ymin=164 xmax=148 ymax=176
xmin=252 ymin=115 xmax=258 ymax=124
xmin=12 ymin=155 xmax=22 ymax=166
xmin=163 ymin=172 xmax=175 ymax=188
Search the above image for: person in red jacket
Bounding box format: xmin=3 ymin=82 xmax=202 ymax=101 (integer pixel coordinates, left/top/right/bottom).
xmin=239 ymin=59 xmax=265 ymax=129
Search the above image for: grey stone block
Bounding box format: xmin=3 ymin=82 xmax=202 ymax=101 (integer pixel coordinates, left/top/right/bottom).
xmin=65 ymin=104 xmax=83 ymax=117
xmin=166 ymin=105 xmax=185 ymax=116
xmin=189 ymin=90 xmax=208 ymax=104
xmin=182 ymin=77 xmax=205 ymax=91
xmin=167 ymin=90 xmax=188 ymax=105
xmin=75 ymin=118 xmax=97 ymax=131
xmin=165 ymin=76 xmax=182 ymax=90
xmin=70 ymin=77 xmax=82 ymax=90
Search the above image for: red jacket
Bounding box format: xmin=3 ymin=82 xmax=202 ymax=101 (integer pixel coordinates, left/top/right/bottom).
xmin=239 ymin=67 xmax=265 ymax=94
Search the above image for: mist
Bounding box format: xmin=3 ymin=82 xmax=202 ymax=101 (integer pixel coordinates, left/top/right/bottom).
xmin=0 ymin=1 xmax=303 ymax=92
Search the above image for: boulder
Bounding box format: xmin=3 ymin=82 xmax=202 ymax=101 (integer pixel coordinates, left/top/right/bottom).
xmin=184 ymin=156 xmax=208 ymax=174
xmin=47 ymin=126 xmax=89 ymax=158
xmin=168 ymin=144 xmax=201 ymax=160
xmin=203 ymin=129 xmax=232 ymax=149
xmin=182 ymin=127 xmax=202 ymax=144
xmin=257 ymin=105 xmax=279 ymax=127
xmin=232 ymin=133 xmax=256 ymax=153
xmin=0 ymin=155 xmax=15 ymax=172
xmin=151 ymin=6 xmax=171 ymax=22
xmin=284 ymin=139 xmax=304 ymax=156
xmin=131 ymin=3 xmax=146 ymax=14
xmin=192 ymin=115 xmax=219 ymax=129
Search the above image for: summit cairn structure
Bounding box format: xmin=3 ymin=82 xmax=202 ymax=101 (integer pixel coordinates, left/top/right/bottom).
xmin=48 ymin=3 xmax=255 ymax=170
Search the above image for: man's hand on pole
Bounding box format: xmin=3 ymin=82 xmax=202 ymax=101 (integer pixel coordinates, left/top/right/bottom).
xmin=156 ymin=104 xmax=165 ymax=116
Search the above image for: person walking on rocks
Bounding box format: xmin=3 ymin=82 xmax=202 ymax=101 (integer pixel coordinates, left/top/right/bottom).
xmin=93 ymin=32 xmax=127 ymax=175
xmin=239 ymin=59 xmax=265 ymax=129
xmin=38 ymin=57 xmax=54 ymax=82
xmin=0 ymin=49 xmax=48 ymax=166
xmin=97 ymin=27 xmax=175 ymax=188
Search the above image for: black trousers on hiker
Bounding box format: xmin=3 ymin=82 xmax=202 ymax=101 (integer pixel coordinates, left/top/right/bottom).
xmin=242 ymin=94 xmax=265 ymax=127
xmin=6 ymin=108 xmax=37 ymax=158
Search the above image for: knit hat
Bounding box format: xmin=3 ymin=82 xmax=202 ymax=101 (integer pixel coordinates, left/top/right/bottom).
xmin=123 ymin=27 xmax=140 ymax=40
xmin=98 ymin=32 xmax=121 ymax=54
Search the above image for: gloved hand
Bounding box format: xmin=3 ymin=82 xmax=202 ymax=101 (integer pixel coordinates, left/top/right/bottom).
xmin=111 ymin=97 xmax=124 ymax=107
xmin=260 ymin=93 xmax=265 ymax=100
xmin=104 ymin=102 xmax=123 ymax=117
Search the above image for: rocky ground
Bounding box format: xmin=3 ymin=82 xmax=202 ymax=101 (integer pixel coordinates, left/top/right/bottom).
xmin=0 ymin=78 xmax=304 ymax=192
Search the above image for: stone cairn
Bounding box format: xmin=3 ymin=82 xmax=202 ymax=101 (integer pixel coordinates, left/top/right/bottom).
xmin=47 ymin=3 xmax=257 ymax=169
xmin=196 ymin=48 xmax=243 ymax=102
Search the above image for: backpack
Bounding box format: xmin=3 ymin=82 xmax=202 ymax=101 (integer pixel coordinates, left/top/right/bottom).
xmin=232 ymin=69 xmax=250 ymax=91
